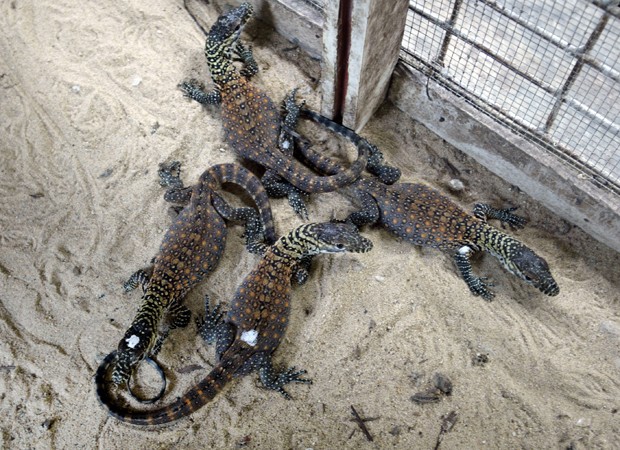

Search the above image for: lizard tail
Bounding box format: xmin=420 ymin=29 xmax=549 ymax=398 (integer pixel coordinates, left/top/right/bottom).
xmin=299 ymin=109 xmax=401 ymax=185
xmin=276 ymin=110 xmax=371 ymax=193
xmin=95 ymin=351 xmax=236 ymax=426
xmin=202 ymin=163 xmax=277 ymax=244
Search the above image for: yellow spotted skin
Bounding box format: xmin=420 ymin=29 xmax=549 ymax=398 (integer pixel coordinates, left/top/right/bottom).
xmin=97 ymin=163 xmax=276 ymax=391
xmin=96 ymin=223 xmax=373 ymax=426
xmin=180 ymin=3 xmax=370 ymax=197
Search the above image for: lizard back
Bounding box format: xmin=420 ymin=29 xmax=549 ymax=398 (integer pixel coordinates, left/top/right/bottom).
xmin=363 ymin=179 xmax=479 ymax=250
xmin=101 ymin=163 xmax=275 ymax=387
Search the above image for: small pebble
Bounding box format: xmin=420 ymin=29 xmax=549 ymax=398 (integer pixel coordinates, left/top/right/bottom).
xmin=41 ymin=418 xmax=55 ymax=430
xmin=433 ymin=372 xmax=453 ymax=395
xmin=411 ymin=391 xmax=441 ymax=404
xmin=576 ymin=417 xmax=591 ymax=427
xmin=131 ymin=75 xmax=142 ymax=87
xmin=448 ymin=179 xmax=465 ymax=192
xmin=71 ymin=85 xmax=81 ymax=94
xmin=389 ymin=426 xmax=402 ymax=436
xmin=374 ymin=275 xmax=385 ymax=283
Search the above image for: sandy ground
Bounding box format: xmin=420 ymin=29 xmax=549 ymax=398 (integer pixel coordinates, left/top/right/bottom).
xmin=1 ymin=0 xmax=619 ymax=448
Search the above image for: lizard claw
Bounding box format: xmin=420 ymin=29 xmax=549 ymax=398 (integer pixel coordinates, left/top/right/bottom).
xmin=288 ymin=190 xmax=309 ymax=220
xmin=196 ymin=295 xmax=225 ymax=344
xmin=158 ymin=161 xmax=184 ymax=188
xmin=275 ymin=367 xmax=312 ymax=399
xmin=470 ymin=276 xmax=496 ymax=300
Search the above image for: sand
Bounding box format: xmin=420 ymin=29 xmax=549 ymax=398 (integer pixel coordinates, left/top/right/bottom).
xmin=1 ymin=0 xmax=619 ymax=448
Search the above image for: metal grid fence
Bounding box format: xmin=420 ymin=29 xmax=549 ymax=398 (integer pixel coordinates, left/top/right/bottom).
xmin=401 ymin=0 xmax=620 ymax=195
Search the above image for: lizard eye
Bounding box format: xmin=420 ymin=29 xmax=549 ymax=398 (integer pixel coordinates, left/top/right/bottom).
xmin=336 ymin=243 xmax=345 ymax=250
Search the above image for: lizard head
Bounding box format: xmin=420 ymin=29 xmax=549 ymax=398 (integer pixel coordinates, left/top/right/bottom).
xmin=501 ymin=242 xmax=560 ymax=296
xmin=303 ymin=222 xmax=373 ymax=255
xmin=206 ymin=2 xmax=253 ymax=58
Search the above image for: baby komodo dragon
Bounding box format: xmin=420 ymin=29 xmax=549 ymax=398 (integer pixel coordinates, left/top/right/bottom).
xmin=278 ymin=93 xmax=557 ymax=298
xmin=179 ymin=2 xmax=384 ymax=216
xmin=341 ymin=178 xmax=559 ymax=299
xmin=99 ymin=163 xmax=276 ymax=392
xmin=96 ymin=222 xmax=373 ymax=425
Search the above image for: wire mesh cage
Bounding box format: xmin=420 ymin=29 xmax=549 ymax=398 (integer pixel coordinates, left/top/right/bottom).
xmin=401 ymin=0 xmax=620 ymax=195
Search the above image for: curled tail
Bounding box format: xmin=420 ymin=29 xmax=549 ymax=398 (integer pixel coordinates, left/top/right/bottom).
xmin=299 ymin=109 xmax=401 ymax=185
xmin=202 ymin=163 xmax=276 ymax=244
xmin=274 ymin=110 xmax=371 ymax=193
xmin=96 ymin=351 xmax=240 ymax=426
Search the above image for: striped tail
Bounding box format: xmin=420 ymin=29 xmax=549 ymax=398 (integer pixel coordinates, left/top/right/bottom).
xmin=299 ymin=109 xmax=401 ymax=185
xmin=202 ymin=163 xmax=277 ymax=244
xmin=273 ymin=110 xmax=371 ymax=193
xmin=96 ymin=350 xmax=244 ymax=426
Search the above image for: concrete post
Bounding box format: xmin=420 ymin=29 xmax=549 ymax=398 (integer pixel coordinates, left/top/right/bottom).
xmin=320 ymin=0 xmax=409 ymax=131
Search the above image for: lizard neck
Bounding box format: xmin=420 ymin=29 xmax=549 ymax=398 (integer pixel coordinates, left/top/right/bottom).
xmin=475 ymin=223 xmax=522 ymax=266
xmin=144 ymin=279 xmax=176 ymax=308
xmin=271 ymin=228 xmax=319 ymax=261
xmin=205 ymin=47 xmax=240 ymax=88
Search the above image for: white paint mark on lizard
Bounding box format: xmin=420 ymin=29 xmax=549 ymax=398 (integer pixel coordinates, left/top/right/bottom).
xmin=240 ymin=329 xmax=258 ymax=347
xmin=458 ymin=245 xmax=472 ymax=255
xmin=126 ymin=335 xmax=140 ymax=349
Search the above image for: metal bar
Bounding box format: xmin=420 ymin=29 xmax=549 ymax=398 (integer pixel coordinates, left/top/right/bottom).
xmin=333 ymin=0 xmax=353 ymax=124
xmin=591 ymin=0 xmax=620 ymax=18
xmin=543 ymin=13 xmax=610 ymax=132
xmin=436 ymin=0 xmax=463 ymax=65
xmin=563 ymin=96 xmax=620 ymax=136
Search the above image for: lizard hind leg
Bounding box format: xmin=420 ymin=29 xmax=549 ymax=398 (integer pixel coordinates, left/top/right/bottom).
xmin=196 ymin=294 xmax=225 ymax=345
xmin=211 ymin=192 xmax=267 ymax=252
xmin=255 ymin=353 xmax=312 ymax=399
xmin=261 ymin=170 xmax=309 ymax=220
xmin=196 ymin=295 xmax=235 ymax=361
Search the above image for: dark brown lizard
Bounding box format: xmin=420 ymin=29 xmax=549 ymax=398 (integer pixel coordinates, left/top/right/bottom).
xmin=178 ymin=3 xmax=384 ymax=217
xmin=100 ymin=162 xmax=276 ymax=389
xmin=96 ymin=222 xmax=373 ymax=425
